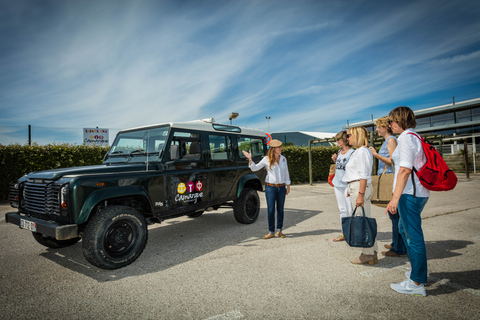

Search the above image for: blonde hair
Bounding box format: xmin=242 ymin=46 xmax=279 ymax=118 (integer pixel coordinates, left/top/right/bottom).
xmin=375 ymin=116 xmax=393 ymax=134
xmin=347 ymin=126 xmax=369 ymax=148
xmin=335 ymin=131 xmax=350 ymax=147
xmin=267 ymin=146 xmax=277 ymax=169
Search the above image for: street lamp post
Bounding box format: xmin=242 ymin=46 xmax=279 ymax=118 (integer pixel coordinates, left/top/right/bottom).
xmin=265 ymin=116 xmax=271 ymax=133
xmin=229 ymin=112 xmax=239 ymax=125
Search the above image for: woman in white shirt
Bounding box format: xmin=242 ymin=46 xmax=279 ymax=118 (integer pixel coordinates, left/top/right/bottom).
xmin=342 ymin=126 xmax=378 ymax=265
xmin=386 ymin=106 xmax=430 ymax=297
xmin=331 ymin=131 xmax=354 ymax=242
xmin=243 ymin=139 xmax=291 ymax=239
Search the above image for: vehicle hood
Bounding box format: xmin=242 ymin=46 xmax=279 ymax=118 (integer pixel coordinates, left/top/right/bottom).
xmin=26 ymin=163 xmax=159 ymax=180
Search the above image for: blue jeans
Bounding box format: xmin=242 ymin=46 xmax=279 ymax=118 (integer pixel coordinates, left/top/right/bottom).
xmin=398 ymin=194 xmax=429 ymax=284
xmin=388 ymin=211 xmax=407 ymax=255
xmin=265 ymin=185 xmax=286 ymax=233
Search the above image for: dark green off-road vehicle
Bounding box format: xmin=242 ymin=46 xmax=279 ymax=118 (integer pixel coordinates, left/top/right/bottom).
xmin=6 ymin=119 xmax=267 ymax=269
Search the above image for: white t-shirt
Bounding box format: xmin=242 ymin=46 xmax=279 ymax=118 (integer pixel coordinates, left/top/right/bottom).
xmin=332 ymin=149 xmax=355 ymax=188
xmin=342 ymin=147 xmax=373 ymax=184
xmin=249 ymin=155 xmax=291 ymax=185
xmin=392 ymin=129 xmax=430 ymax=198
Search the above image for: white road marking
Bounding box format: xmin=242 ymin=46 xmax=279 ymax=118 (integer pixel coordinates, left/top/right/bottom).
xmin=205 ymin=310 xmax=243 ymax=320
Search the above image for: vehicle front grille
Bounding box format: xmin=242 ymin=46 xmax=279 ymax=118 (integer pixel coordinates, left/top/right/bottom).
xmin=24 ymin=179 xmax=61 ymax=215
xmin=9 ymin=181 xmax=19 ymax=208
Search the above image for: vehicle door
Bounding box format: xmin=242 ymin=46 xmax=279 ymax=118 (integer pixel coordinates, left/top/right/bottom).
xmin=237 ymin=135 xmax=267 ymax=181
xmin=163 ymin=130 xmax=210 ymax=216
xmin=207 ymin=133 xmax=237 ymax=201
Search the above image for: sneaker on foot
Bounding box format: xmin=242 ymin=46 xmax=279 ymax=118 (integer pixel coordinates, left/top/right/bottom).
xmin=391 ymin=279 xmax=426 ymax=296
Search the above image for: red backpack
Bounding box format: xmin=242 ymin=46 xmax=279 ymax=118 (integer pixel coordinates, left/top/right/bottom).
xmin=408 ymin=132 xmax=457 ymax=192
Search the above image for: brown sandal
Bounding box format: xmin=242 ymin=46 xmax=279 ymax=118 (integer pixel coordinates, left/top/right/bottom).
xmin=333 ymin=235 xmax=345 ymax=242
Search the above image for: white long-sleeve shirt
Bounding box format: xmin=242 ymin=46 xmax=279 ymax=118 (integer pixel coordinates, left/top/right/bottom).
xmin=342 ymin=146 xmax=373 ymax=184
xmin=249 ymin=155 xmax=291 ymax=185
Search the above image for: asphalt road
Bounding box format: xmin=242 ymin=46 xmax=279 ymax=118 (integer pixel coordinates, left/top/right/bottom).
xmin=1 ymin=174 xmax=479 ymax=319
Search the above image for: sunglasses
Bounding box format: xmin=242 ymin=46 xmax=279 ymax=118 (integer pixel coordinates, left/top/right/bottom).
xmin=346 ymin=134 xmax=352 ymax=138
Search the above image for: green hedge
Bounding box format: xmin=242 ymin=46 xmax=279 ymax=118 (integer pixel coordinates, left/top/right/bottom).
xmin=281 ymin=145 xmax=339 ymax=183
xmin=0 ymin=144 xmax=110 ymax=201
xmin=0 ymin=144 xmax=338 ymax=200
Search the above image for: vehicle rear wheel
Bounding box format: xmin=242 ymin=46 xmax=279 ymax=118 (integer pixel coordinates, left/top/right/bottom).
xmin=233 ymin=188 xmax=260 ymax=224
xmin=82 ymin=205 xmax=148 ymax=270
xmin=32 ymin=232 xmax=81 ymax=248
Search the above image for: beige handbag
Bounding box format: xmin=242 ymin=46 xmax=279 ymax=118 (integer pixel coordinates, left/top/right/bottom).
xmin=371 ymin=162 xmax=394 ymax=208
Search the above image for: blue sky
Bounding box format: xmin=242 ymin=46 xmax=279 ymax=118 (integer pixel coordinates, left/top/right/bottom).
xmin=1 ymin=0 xmax=480 ymax=145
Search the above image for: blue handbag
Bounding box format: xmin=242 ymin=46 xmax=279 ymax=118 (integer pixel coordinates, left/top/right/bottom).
xmin=341 ymin=206 xmax=377 ymax=248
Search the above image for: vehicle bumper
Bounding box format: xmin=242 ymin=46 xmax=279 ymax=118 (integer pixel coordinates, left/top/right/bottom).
xmin=5 ymin=213 xmax=79 ymax=240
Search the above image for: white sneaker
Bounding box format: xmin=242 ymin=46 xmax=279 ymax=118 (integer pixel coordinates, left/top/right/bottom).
xmin=391 ymin=278 xmax=426 ymax=297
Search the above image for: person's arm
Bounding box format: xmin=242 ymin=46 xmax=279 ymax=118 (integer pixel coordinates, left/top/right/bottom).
xmin=369 ymin=146 xmax=392 ymax=166
xmin=385 ymin=166 xmax=411 ymax=215
xmin=284 ymin=157 xmax=291 ymax=195
xmin=356 ymin=178 xmax=367 ymax=207
xmin=242 ymin=150 xmax=266 ymax=172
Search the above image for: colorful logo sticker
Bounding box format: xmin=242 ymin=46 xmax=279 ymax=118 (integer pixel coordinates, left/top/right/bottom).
xmin=187 ymin=181 xmax=195 ymax=192
xmin=177 ymin=183 xmax=186 ymax=194
xmin=195 ymin=181 xmax=203 ymax=191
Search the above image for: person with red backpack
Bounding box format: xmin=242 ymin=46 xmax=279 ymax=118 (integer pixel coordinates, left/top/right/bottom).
xmin=386 ymin=106 xmax=430 ymax=297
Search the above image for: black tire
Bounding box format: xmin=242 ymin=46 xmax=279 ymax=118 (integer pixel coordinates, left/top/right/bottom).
xmin=82 ymin=206 xmax=148 ymax=270
xmin=233 ymin=188 xmax=260 ymax=224
xmin=187 ymin=211 xmax=204 ymax=218
xmin=32 ymin=232 xmax=81 ymax=249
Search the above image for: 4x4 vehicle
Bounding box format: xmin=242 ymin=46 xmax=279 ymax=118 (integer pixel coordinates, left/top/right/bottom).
xmin=6 ymin=119 xmax=267 ymax=269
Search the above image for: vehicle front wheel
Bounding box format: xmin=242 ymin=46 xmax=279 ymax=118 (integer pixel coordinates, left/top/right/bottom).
xmin=233 ymin=188 xmax=260 ymax=224
xmin=82 ymin=205 xmax=148 ymax=270
xmin=32 ymin=232 xmax=81 ymax=249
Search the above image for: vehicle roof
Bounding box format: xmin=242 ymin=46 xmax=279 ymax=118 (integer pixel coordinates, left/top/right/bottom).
xmin=118 ymin=119 xmax=266 ymax=137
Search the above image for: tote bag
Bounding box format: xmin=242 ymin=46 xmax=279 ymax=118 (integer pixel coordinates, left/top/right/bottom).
xmin=341 ymin=206 xmax=377 ymax=248
xmin=371 ymin=163 xmax=394 ymax=208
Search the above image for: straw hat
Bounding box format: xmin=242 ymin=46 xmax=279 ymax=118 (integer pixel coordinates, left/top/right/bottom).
xmin=268 ymin=139 xmax=283 ymax=147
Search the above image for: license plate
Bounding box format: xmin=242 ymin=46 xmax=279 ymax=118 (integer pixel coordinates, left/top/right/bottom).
xmin=20 ymin=219 xmax=37 ymax=232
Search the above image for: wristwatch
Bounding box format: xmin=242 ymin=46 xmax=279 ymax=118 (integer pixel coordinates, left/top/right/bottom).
xmin=358 ymin=192 xmax=365 ymax=196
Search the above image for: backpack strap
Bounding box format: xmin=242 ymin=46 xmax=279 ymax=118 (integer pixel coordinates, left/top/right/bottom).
xmin=411 ymin=168 xmax=417 ymax=198
xmin=407 ymin=132 xmax=422 ymax=198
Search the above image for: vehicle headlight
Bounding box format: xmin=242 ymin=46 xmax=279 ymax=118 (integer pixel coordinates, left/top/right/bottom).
xmin=60 ymin=185 xmax=68 ymax=210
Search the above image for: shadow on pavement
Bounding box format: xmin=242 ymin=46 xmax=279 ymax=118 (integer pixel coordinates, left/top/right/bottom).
xmin=39 ymin=208 xmax=323 ymax=281
xmin=427 ymin=270 xmax=480 ymax=296
xmin=426 ymin=240 xmax=475 ymax=260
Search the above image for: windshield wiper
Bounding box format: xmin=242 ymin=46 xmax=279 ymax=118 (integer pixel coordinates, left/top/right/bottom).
xmin=129 ymin=149 xmax=146 ymax=156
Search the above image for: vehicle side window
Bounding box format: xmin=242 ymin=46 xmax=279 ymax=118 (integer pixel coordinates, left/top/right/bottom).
xmin=238 ymin=137 xmax=264 ymax=159
xmin=168 ymin=131 xmax=202 ymax=161
xmin=209 ymin=135 xmax=232 ymax=160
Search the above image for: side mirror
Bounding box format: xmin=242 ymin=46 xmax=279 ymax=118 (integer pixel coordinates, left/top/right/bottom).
xmin=169 ymin=145 xmax=179 ymax=161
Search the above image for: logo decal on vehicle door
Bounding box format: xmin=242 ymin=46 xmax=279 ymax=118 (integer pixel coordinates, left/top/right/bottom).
xmin=177 ymin=183 xmax=186 ymax=194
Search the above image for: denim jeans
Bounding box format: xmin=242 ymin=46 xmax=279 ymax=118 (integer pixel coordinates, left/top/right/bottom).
xmin=265 ymin=185 xmax=286 ymax=233
xmin=388 ymin=211 xmax=407 ymax=255
xmin=398 ymin=194 xmax=429 ymax=284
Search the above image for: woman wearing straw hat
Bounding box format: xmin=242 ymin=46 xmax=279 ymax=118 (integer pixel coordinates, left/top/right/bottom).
xmin=243 ymin=139 xmax=291 ymax=239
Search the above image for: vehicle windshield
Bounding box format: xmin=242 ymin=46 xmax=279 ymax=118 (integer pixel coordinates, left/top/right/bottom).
xmin=105 ymin=126 xmax=170 ymax=163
